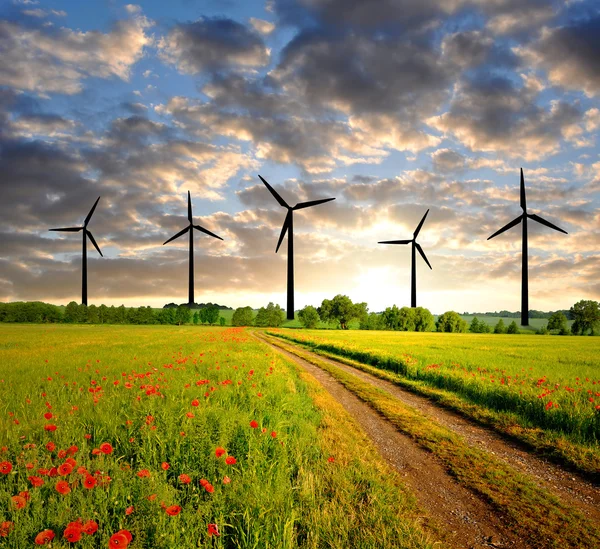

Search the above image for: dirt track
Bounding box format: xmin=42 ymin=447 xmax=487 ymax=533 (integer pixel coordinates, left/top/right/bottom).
xmin=252 ymin=331 xmax=600 ymax=549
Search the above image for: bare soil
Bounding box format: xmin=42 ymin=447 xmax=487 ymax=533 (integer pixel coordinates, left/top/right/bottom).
xmin=252 ymin=331 xmax=600 ymax=549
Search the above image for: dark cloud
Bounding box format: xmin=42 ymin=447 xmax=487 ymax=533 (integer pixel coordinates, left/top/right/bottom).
xmin=159 ymin=17 xmax=270 ymax=74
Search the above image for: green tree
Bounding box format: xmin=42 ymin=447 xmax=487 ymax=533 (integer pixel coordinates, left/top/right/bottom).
xmin=547 ymin=312 xmax=567 ymax=334
xmin=436 ymin=311 xmax=468 ymax=333
xmin=232 ymin=306 xmax=254 ymax=327
xmin=318 ymin=295 xmax=368 ymax=330
xmin=494 ymin=319 xmax=507 ymax=334
xmin=174 ymin=305 xmax=191 ymax=326
xmin=507 ymin=320 xmax=519 ymax=334
xmin=64 ymin=301 xmax=84 ymax=323
xmin=569 ymin=300 xmax=600 ymax=335
xmin=360 ymin=312 xmax=384 ymax=330
xmin=469 ymin=317 xmax=481 ymax=333
xmin=219 ymin=317 xmax=226 ymax=326
xmin=157 ymin=308 xmax=176 ymax=325
xmin=298 ymin=305 xmax=320 ymax=329
xmin=254 ymin=303 xmax=285 ymax=327
xmin=205 ymin=305 xmax=220 ymax=326
xmin=413 ymin=307 xmax=435 ymax=331
xmin=87 ymin=304 xmax=99 ymax=324
xmin=193 ymin=312 xmax=199 ymax=325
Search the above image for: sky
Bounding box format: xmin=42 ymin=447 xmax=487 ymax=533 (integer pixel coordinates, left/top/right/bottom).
xmin=0 ymin=0 xmax=598 ymax=314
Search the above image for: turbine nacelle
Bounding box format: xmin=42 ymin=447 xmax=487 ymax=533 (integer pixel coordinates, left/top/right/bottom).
xmin=163 ymin=191 xmax=224 ymax=245
xmin=378 ymin=209 xmax=432 ymax=270
xmin=49 ymin=196 xmax=103 ymax=257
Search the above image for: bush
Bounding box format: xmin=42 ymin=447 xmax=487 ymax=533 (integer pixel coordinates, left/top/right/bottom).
xmin=436 ymin=311 xmax=468 ymax=333
xmin=494 ymin=319 xmax=507 ymax=334
xmin=507 ymin=320 xmax=519 ymax=334
xmin=359 ymin=312 xmax=384 ymax=330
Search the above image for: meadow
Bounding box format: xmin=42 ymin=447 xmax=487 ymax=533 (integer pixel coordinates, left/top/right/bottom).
xmin=0 ymin=325 xmax=432 ymax=549
xmin=268 ymin=329 xmax=600 ymax=473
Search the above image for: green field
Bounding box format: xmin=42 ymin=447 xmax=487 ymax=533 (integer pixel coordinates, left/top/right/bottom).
xmin=0 ymin=325 xmax=432 ymax=549
xmin=268 ymin=329 xmax=600 ymax=472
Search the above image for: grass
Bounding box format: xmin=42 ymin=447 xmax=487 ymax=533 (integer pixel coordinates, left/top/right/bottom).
xmin=267 ymin=329 xmax=600 ymax=474
xmin=263 ymin=333 xmax=600 ymax=549
xmin=0 ymin=324 xmax=432 ymax=549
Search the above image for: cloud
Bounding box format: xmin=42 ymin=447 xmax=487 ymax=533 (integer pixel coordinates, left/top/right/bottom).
xmin=517 ymin=14 xmax=600 ymax=97
xmin=0 ymin=14 xmax=152 ymax=96
xmin=158 ymin=17 xmax=270 ymax=74
xmin=249 ymin=17 xmax=275 ymax=34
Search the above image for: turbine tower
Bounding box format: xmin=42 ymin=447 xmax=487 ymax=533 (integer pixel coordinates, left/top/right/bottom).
xmin=379 ymin=209 xmax=432 ymax=308
xmin=49 ymin=197 xmax=103 ymax=306
xmin=487 ymin=168 xmax=567 ymax=326
xmin=163 ymin=191 xmax=223 ymax=306
xmin=259 ymin=175 xmax=335 ymax=320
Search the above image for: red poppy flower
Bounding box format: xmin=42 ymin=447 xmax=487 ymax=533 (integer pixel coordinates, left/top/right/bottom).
xmin=100 ymin=442 xmax=113 ymax=455
xmin=191 ymin=399 xmax=199 ymax=407
xmin=65 ymin=457 xmax=77 ymax=467
xmin=161 ymin=462 xmax=170 ymax=470
xmin=146 ymin=493 xmax=157 ymax=501
xmin=215 ymin=447 xmax=226 ymax=458
xmin=43 ymin=412 xmax=53 ymax=420
xmin=58 ymin=462 xmax=73 ymax=476
xmin=137 ymin=469 xmax=150 ymax=478
xmin=84 ymin=434 xmax=92 ymax=440
xmin=249 ymin=420 xmax=258 ymax=429
xmin=83 ymin=475 xmax=97 ymax=489
xmin=63 ymin=526 xmax=82 ymax=543
xmin=225 ymin=456 xmax=236 ymax=465
xmin=208 ymin=523 xmax=220 ymax=537
xmin=55 ymin=480 xmax=71 ymax=494
xmin=67 ymin=445 xmax=79 ymax=456
xmin=179 ymin=473 xmax=191 ymax=484
xmin=81 ymin=520 xmax=98 ymax=535
xmin=35 ymin=529 xmax=55 ymax=545
xmin=29 ymin=475 xmax=44 ymax=487
xmin=125 ymin=505 xmax=134 ymax=515
xmin=19 ymin=490 xmax=30 ymax=501
xmin=165 ymin=505 xmax=181 ymax=516
xmin=45 ymin=442 xmax=56 ymax=452
xmin=186 ymin=412 xmax=194 ymax=418
xmin=271 ymin=431 xmax=277 ymax=438
xmin=58 ymin=450 xmax=67 ymax=459
xmin=11 ymin=495 xmax=27 ymax=509
xmin=0 ymin=461 xmax=12 ymax=474
xmin=222 ymin=476 xmax=231 ymax=484
xmin=44 ymin=424 xmax=57 ymax=432
xmin=108 ymin=531 xmax=129 ymax=548
xmin=204 ymin=483 xmax=214 ymax=493
xmin=327 ymin=456 xmax=335 ymax=463
xmin=48 ymin=467 xmax=58 ymax=477
xmin=0 ymin=521 xmax=13 ymax=537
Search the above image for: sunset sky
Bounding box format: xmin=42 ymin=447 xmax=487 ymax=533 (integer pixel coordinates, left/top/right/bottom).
xmin=0 ymin=0 xmax=598 ymax=314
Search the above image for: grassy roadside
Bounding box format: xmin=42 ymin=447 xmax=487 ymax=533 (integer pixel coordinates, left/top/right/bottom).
xmin=261 ymin=332 xmax=600 ymax=549
xmin=269 ymin=331 xmax=600 ymax=477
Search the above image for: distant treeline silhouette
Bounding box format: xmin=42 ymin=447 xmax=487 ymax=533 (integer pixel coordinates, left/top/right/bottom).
xmin=465 ymin=309 xmax=573 ymax=320
xmin=163 ymin=302 xmax=233 ymax=310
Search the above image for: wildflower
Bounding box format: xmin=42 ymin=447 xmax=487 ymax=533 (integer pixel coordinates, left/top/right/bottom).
xmin=250 ymin=420 xmax=258 ymax=429
xmin=44 ymin=412 xmax=53 ymax=420
xmin=161 ymin=462 xmax=170 ymax=470
xmin=29 ymin=476 xmax=45 ymax=487
xmin=165 ymin=505 xmax=182 ymax=516
xmin=204 ymin=482 xmax=214 ymax=493
xmin=0 ymin=521 xmax=13 ymax=537
xmin=63 ymin=526 xmax=81 ymax=543
xmin=191 ymin=399 xmax=199 ymax=406
xmin=208 ymin=523 xmax=220 ymax=537
xmin=0 ymin=461 xmax=12 ymax=474
xmin=11 ymin=495 xmax=27 ymax=509
xmin=223 ymin=476 xmax=231 ymax=484
xmin=225 ymin=456 xmax=236 ymax=465
xmin=34 ymin=529 xmax=55 ymax=545
xmin=82 ymin=520 xmax=98 ymax=535
xmin=327 ymin=456 xmax=335 ymax=463
xmin=55 ymin=480 xmax=71 ymax=494
xmin=137 ymin=469 xmax=150 ymax=478
xmin=545 ymin=401 xmax=553 ymax=410
xmin=83 ymin=475 xmax=97 ymax=489
xmin=179 ymin=473 xmax=191 ymax=484
xmin=109 ymin=532 xmax=129 ymax=548
xmin=58 ymin=462 xmax=73 ymax=476
xmin=215 ymin=447 xmax=226 ymax=458
xmin=100 ymin=442 xmax=113 ymax=455
xmin=271 ymin=431 xmax=277 ymax=438
xmin=125 ymin=506 xmax=134 ymax=516
xmin=44 ymin=424 xmax=57 ymax=432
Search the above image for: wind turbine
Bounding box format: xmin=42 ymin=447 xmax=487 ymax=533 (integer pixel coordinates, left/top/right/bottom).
xmin=259 ymin=175 xmax=335 ymax=320
xmin=487 ymin=168 xmax=567 ymax=326
xmin=49 ymin=197 xmax=103 ymax=306
xmin=163 ymin=191 xmax=223 ymax=306
xmin=379 ymin=209 xmax=432 ymax=308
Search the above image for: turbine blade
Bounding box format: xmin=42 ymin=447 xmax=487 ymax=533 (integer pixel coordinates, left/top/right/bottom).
xmin=258 ymin=175 xmax=290 ymax=209
xmin=163 ymin=226 xmax=190 ymax=245
xmin=188 ymin=191 xmax=193 ymax=223
xmin=193 ymin=224 xmax=223 ymax=241
xmin=528 ymin=213 xmax=568 ymax=234
xmin=520 ymin=168 xmax=526 ymax=212
xmin=415 ymin=242 xmax=432 ymax=270
xmin=276 ymin=211 xmax=291 ymax=253
xmin=293 ymin=197 xmax=336 ymax=210
xmin=414 ymin=209 xmax=430 ymax=238
xmin=86 ymin=230 xmax=103 ymax=257
xmin=487 ymin=215 xmax=523 ymax=240
xmin=84 ymin=197 xmax=101 ymax=226
xmin=378 ymin=239 xmax=412 ymax=245
xmin=49 ymin=227 xmax=83 ymax=232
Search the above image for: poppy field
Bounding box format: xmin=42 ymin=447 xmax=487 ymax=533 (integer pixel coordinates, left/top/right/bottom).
xmin=0 ymin=324 xmax=432 ymax=549
xmin=270 ymin=329 xmax=600 ymax=472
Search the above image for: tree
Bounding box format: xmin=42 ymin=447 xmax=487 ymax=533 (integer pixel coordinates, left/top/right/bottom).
xmin=547 ymin=312 xmax=567 ymax=334
xmin=232 ymin=306 xmax=254 ymax=327
xmin=193 ymin=311 xmax=199 ymax=325
xmin=469 ymin=317 xmax=481 ymax=333
xmin=569 ymin=300 xmax=599 ymax=335
xmin=219 ymin=317 xmax=226 ymax=326
xmin=360 ymin=312 xmax=384 ymax=330
xmin=64 ymin=301 xmax=84 ymax=323
xmin=205 ymin=306 xmax=220 ymax=326
xmin=298 ymin=305 xmax=320 ymax=329
xmin=174 ymin=305 xmax=191 ymax=326
xmin=507 ymin=320 xmax=519 ymax=334
xmin=436 ymin=311 xmax=468 ymax=333
xmin=87 ymin=305 xmax=99 ymax=324
xmin=414 ymin=307 xmax=435 ymax=332
xmin=157 ymin=308 xmax=176 ymax=325
xmin=318 ymin=295 xmax=368 ymax=330
xmin=254 ymin=303 xmax=285 ymax=327
xmin=494 ymin=319 xmax=507 ymax=334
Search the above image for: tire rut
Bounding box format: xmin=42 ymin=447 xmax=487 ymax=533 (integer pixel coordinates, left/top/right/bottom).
xmin=252 ymin=331 xmax=531 ymax=549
